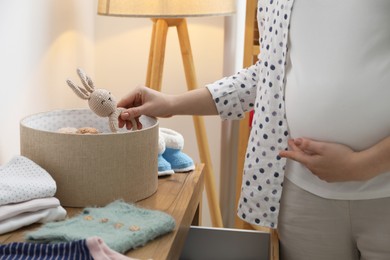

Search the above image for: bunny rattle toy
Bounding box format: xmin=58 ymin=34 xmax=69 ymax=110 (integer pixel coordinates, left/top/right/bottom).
xmin=66 ymin=68 xmax=137 ymax=133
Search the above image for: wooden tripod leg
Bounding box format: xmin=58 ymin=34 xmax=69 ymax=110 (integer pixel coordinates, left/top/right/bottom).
xmin=176 ymin=19 xmax=223 ymax=228
xmin=145 ymin=18 xmax=224 ymax=228
xmin=147 ymin=19 xmax=169 ymax=91
xmin=145 ymin=20 xmax=157 ymax=88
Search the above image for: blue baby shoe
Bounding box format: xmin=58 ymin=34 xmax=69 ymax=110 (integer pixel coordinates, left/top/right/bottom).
xmin=158 ymin=137 xmax=174 ymax=176
xmin=160 ymin=128 xmax=195 ymax=172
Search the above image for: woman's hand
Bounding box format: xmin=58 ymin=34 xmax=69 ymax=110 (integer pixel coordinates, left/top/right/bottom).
xmin=279 ymin=138 xmax=372 ymax=182
xmin=117 ymin=86 xmax=218 ymax=130
xmin=117 ymin=85 xmax=174 ymax=130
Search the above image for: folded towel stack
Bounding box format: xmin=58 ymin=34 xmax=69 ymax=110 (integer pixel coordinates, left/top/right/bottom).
xmin=0 ymin=156 xmax=67 ymax=234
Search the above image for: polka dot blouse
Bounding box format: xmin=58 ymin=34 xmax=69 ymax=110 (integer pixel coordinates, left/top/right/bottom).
xmin=206 ymin=0 xmax=294 ymax=228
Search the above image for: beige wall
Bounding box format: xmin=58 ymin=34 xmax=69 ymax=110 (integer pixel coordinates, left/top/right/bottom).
xmin=0 ymin=0 xmax=95 ymax=163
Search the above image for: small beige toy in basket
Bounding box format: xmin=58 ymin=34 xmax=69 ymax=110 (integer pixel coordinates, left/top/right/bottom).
xmin=66 ymin=68 xmax=138 ymax=133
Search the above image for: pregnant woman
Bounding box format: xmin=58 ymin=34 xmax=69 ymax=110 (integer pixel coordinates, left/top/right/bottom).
xmin=117 ymin=1 xmax=390 ymax=259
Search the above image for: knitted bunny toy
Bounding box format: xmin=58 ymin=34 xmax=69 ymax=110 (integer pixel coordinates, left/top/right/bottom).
xmin=66 ymin=68 xmax=137 ymax=133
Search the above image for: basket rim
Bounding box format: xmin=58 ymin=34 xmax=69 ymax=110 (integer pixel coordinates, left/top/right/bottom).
xmin=20 ymin=108 xmax=159 ymax=135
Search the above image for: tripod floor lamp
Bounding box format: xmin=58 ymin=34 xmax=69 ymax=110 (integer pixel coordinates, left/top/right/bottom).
xmin=98 ymin=0 xmax=236 ymax=228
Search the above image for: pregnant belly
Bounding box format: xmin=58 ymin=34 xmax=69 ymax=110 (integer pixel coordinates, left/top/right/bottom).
xmin=285 ymin=84 xmax=390 ymax=151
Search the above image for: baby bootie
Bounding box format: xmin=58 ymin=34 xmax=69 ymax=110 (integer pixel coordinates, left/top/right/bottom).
xmin=157 ymin=137 xmax=174 ymax=176
xmin=160 ymin=128 xmax=195 ymax=172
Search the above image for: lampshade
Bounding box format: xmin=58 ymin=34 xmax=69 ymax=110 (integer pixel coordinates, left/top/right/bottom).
xmin=98 ymin=0 xmax=236 ymax=18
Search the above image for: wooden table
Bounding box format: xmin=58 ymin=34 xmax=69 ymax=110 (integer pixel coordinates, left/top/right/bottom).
xmin=0 ymin=164 xmax=204 ymax=260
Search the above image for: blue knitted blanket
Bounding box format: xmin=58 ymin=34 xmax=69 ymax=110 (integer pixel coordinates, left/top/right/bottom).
xmin=26 ymin=200 xmax=176 ymax=253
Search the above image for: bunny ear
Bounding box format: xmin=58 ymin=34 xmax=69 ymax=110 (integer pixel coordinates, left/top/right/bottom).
xmin=66 ymin=79 xmax=90 ymax=100
xmin=77 ymin=68 xmax=95 ymax=93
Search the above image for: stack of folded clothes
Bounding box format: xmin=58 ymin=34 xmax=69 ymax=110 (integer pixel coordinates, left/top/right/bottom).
xmin=0 ymin=156 xmax=66 ymax=234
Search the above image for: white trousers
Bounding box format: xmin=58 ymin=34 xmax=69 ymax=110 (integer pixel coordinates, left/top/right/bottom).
xmin=278 ymin=178 xmax=390 ymax=260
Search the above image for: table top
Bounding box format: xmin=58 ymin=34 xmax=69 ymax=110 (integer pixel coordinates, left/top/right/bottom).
xmin=0 ymin=164 xmax=204 ymax=260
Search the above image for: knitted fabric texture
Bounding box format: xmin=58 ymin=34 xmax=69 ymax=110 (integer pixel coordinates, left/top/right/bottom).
xmin=26 ymin=201 xmax=176 ymax=254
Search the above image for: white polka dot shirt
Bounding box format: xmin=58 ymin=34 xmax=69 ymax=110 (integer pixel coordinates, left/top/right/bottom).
xmin=207 ymin=0 xmax=294 ymax=228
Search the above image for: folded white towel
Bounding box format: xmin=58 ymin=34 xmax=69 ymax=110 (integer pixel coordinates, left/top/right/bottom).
xmin=0 ymin=206 xmax=67 ymax=234
xmin=0 ymin=197 xmax=61 ymax=222
xmin=0 ymin=156 xmax=56 ymax=206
